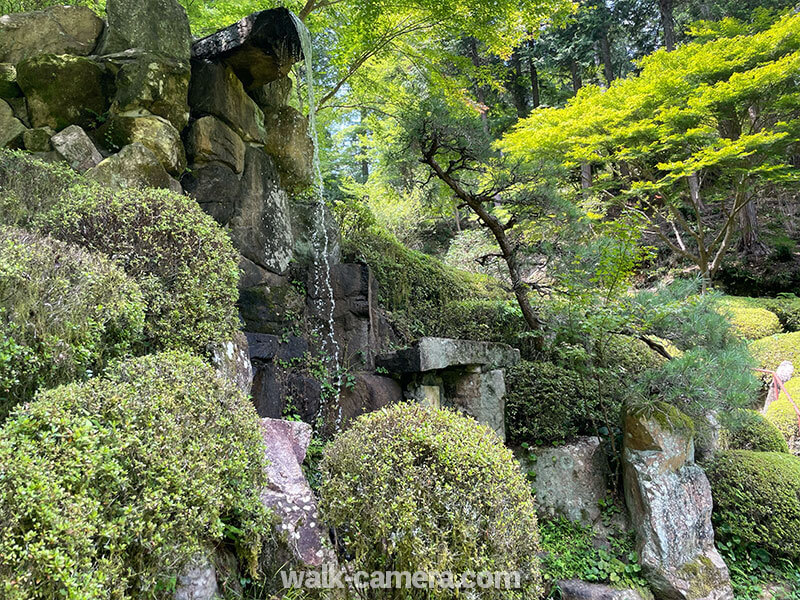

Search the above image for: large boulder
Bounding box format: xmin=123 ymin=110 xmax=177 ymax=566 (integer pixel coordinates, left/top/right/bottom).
xmin=98 ymin=114 xmax=186 ymax=175
xmin=0 ymin=6 xmax=103 ymax=64
xmin=86 ymin=143 xmax=180 ymax=191
xmin=98 ymin=0 xmax=192 ymax=61
xmin=188 ymin=60 xmax=266 ymax=143
xmin=186 ymin=116 xmax=246 ymax=173
xmin=557 ymin=580 xmax=647 ymax=600
xmin=51 ymin=125 xmax=103 ymax=173
xmin=377 ymin=337 xmax=520 ymax=374
xmin=208 ymin=331 xmax=254 ymax=396
xmin=15 ymin=54 xmax=108 ymax=131
xmin=262 ymin=105 xmax=313 ymax=189
xmin=521 ymin=437 xmax=609 ymax=526
xmin=0 ymin=99 xmax=25 ymax=148
xmin=339 ymin=373 xmax=403 ymax=426
xmin=259 ymin=418 xmax=330 ymax=567
xmin=622 ymin=404 xmax=733 ymax=600
xmin=104 ymin=50 xmax=190 ymax=131
xmin=190 ymin=8 xmax=302 ymax=90
xmin=181 ymin=162 xmax=241 ymax=224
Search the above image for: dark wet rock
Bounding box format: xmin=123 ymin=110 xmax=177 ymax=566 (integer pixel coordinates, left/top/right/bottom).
xmin=181 ymin=162 xmax=241 ymax=225
xmin=623 ymin=405 xmax=733 ymax=600
xmin=0 ymin=6 xmax=103 ymax=64
xmin=251 ymin=76 xmax=293 ymax=110
xmin=22 ymin=127 xmax=54 ymax=152
xmin=191 ymin=8 xmax=302 ymax=91
xmin=339 ymin=373 xmax=403 ymax=426
xmin=238 ymin=281 xmax=305 ymax=335
xmin=0 ymin=64 xmax=20 ymax=99
xmin=186 ymin=116 xmax=246 ymax=173
xmin=98 ymin=0 xmax=191 ymax=61
xmin=51 ymin=125 xmax=103 ymax=173
xmin=189 ymin=60 xmax=266 ymax=143
xmin=15 ymin=54 xmax=108 ymax=131
xmin=262 ymin=105 xmax=312 ymax=189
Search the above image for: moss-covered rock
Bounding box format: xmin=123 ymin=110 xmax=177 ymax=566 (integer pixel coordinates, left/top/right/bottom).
xmin=0 ymin=99 xmax=25 ymax=148
xmin=0 ymin=64 xmax=20 ymax=100
xmin=86 ymin=143 xmax=178 ymax=191
xmin=720 ymin=408 xmax=789 ymax=453
xmin=0 ymin=227 xmax=144 ymax=419
xmin=0 ymin=351 xmax=269 ymax=598
xmin=749 ymin=331 xmax=800 ymax=370
xmin=320 ymin=403 xmax=542 ymax=599
xmin=15 ymin=53 xmax=109 ymax=131
xmin=96 ymin=114 xmax=186 ymax=175
xmin=36 ymin=184 xmax=239 ymax=351
xmin=707 ymin=450 xmax=800 ymax=560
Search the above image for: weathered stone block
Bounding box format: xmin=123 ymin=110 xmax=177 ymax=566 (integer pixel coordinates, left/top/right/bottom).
xmin=186 ymin=116 xmax=246 ymax=173
xmin=51 ymin=125 xmax=102 ymax=173
xmin=16 ymin=54 xmax=108 ymax=131
xmin=238 ymin=283 xmax=305 ymax=335
xmin=98 ymin=0 xmax=191 ymax=61
xmin=98 ymin=114 xmax=186 ymax=175
xmin=377 ymin=337 xmax=520 ymax=373
xmin=0 ymin=6 xmax=103 ymax=64
xmin=181 ymin=162 xmax=241 ymax=224
xmin=262 ymin=105 xmax=313 ymax=188
xmin=623 ymin=405 xmax=733 ymax=600
xmin=0 ymin=99 xmax=25 ymax=148
xmin=86 ymin=143 xmax=180 ymax=191
xmin=189 ymin=60 xmax=266 ymax=143
xmin=339 ymin=373 xmax=403 ymax=426
xmin=208 ymin=331 xmax=254 ymax=396
xmin=251 ymin=76 xmax=292 ymax=110
xmin=191 ymin=8 xmax=302 ymax=90
xmin=105 ymin=50 xmax=190 ymax=131
xmin=22 ymin=127 xmax=54 ymax=152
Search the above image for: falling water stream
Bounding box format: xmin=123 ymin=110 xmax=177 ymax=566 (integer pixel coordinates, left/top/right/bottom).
xmin=290 ymin=13 xmax=342 ymax=427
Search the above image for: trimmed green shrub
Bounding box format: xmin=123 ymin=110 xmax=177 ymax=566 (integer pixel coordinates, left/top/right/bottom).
xmin=719 ymin=295 xmax=800 ymax=333
xmin=0 ymin=227 xmax=144 ymax=418
xmin=37 ymin=184 xmax=240 ymax=351
xmin=343 ymin=226 xmax=506 ymax=337
xmin=0 ymin=351 xmax=269 ymax=599
xmin=707 ymin=450 xmax=800 ymax=560
xmin=0 ymin=149 xmax=79 ymax=228
xmin=718 ymin=304 xmax=783 ymax=341
xmin=320 ymin=403 xmax=542 ymax=599
xmin=749 ymin=331 xmax=800 ymax=371
xmin=720 ymin=409 xmax=789 ymax=453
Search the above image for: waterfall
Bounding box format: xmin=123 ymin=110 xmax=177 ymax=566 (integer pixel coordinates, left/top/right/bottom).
xmin=290 ymin=13 xmax=342 ymax=427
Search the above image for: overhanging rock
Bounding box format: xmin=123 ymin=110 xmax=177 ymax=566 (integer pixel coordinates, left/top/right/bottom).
xmin=191 ymin=8 xmax=303 ymax=90
xmin=376 ymin=337 xmax=520 ymax=373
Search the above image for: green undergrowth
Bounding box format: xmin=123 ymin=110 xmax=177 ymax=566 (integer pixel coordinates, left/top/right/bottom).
xmin=538 ymin=518 xmax=649 ymax=597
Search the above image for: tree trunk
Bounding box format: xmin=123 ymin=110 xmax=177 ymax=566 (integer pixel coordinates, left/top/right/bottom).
xmin=658 ymin=0 xmax=676 ymax=51
xmin=569 ymin=60 xmax=582 ymax=94
xmin=737 ymin=197 xmax=768 ymax=255
xmin=509 ymin=51 xmax=529 ymax=118
xmin=467 ymin=38 xmax=490 ymax=135
xmin=599 ymin=29 xmax=615 ymax=85
xmin=527 ymin=40 xmax=541 ymax=109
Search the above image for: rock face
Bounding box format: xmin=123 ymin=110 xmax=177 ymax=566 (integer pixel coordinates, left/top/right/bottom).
xmin=0 ymin=6 xmax=103 ymax=64
xmin=86 ymin=143 xmax=179 ymax=191
xmin=15 ymin=54 xmax=108 ymax=131
xmin=262 ymin=106 xmax=313 ymax=188
xmin=557 ymin=580 xmax=647 ymax=600
xmin=98 ymin=0 xmax=192 ymax=61
xmin=260 ymin=418 xmax=329 ymax=567
xmin=191 ymin=8 xmax=302 ymax=90
xmin=186 ymin=116 xmax=246 ymax=173
xmin=0 ymin=99 xmax=25 ymax=147
xmin=623 ymin=405 xmax=733 ymax=600
xmin=377 ymin=338 xmax=519 ymax=440
xmin=173 ymin=556 xmax=218 ymax=600
xmin=209 ymin=331 xmax=254 ymax=396
xmin=523 ymin=437 xmax=609 ymax=526
xmin=51 ymin=125 xmax=103 ymax=173
xmin=99 ymin=114 xmax=186 ymax=174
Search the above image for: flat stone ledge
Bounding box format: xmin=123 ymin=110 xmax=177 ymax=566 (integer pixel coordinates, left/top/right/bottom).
xmin=191 ymin=8 xmax=302 ymax=90
xmin=376 ymin=337 xmax=520 ymax=373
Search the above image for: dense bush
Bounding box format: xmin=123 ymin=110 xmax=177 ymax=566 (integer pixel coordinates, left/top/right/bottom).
xmin=36 ymin=184 xmax=240 ymax=351
xmin=432 ymin=298 xmax=527 ymax=344
xmin=707 ymin=450 xmax=800 ymax=560
xmin=0 ymin=352 xmax=269 ymax=599
xmin=720 ymin=295 xmax=800 ymax=333
xmin=342 ymin=225 xmax=506 ymax=337
xmin=0 ymin=227 xmax=144 ymax=418
xmin=320 ymin=403 xmax=542 ymax=598
xmin=0 ymin=149 xmax=78 ymax=228
xmin=720 ymin=409 xmax=789 ymax=453
xmin=718 ymin=304 xmax=783 ymax=341
xmin=749 ymin=331 xmax=800 ymax=371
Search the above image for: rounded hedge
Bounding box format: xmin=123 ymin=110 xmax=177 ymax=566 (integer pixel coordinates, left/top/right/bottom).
xmin=320 ymin=403 xmax=542 ymax=598
xmin=36 ymin=184 xmax=240 ymax=351
xmin=707 ymin=450 xmax=800 ymax=560
xmin=719 ymin=295 xmax=800 ymax=333
xmin=0 ymin=351 xmax=269 ymax=599
xmin=720 ymin=409 xmax=789 ymax=453
xmin=720 ymin=304 xmax=783 ymax=341
xmin=748 ymin=331 xmax=800 ymax=371
xmin=0 ymin=227 xmax=144 ymax=419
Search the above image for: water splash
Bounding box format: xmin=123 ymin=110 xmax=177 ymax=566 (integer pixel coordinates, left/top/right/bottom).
xmin=290 ymin=13 xmax=342 ymax=427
